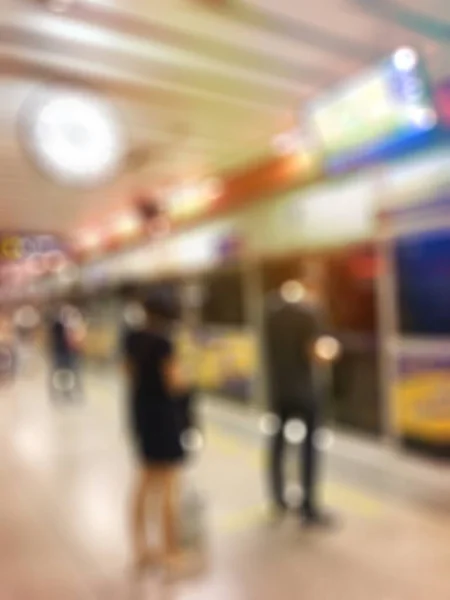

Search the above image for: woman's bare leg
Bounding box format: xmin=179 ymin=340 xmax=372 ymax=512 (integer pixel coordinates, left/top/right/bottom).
xmin=131 ymin=467 xmax=153 ymax=566
xmin=131 ymin=464 xmax=185 ymax=572
xmin=161 ymin=467 xmax=180 ymax=559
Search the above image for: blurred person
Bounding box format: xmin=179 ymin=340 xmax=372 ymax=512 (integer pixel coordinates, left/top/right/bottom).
xmin=47 ymin=305 xmax=83 ymax=401
xmin=118 ymin=284 xmax=145 ymax=363
xmin=123 ymin=293 xmax=191 ymax=573
xmin=263 ymin=277 xmax=338 ymax=526
xmin=119 ymin=284 xmax=143 ymax=325
xmin=0 ymin=313 xmax=16 ymax=385
xmin=13 ymin=305 xmax=40 ymax=375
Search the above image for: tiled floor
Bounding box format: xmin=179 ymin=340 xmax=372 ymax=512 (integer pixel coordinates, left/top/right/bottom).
xmin=0 ymin=360 xmax=449 ymax=599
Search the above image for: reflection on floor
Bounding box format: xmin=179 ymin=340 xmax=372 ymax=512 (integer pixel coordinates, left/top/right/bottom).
xmin=0 ymin=362 xmax=449 ymax=599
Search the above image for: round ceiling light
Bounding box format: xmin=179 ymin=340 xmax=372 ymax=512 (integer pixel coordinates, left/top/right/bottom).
xmin=20 ymin=88 xmax=127 ymax=188
xmin=392 ymin=47 xmax=417 ymax=72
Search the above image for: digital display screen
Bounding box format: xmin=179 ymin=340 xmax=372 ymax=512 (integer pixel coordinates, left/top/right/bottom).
xmin=312 ymin=73 xmax=402 ymax=154
xmin=309 ymin=49 xmax=436 ymax=171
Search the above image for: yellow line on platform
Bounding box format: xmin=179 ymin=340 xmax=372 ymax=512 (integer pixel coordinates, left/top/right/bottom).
xmin=220 ymin=504 xmax=269 ymax=534
xmin=207 ymin=424 xmax=385 ymax=526
xmin=323 ymin=482 xmax=383 ymax=517
xmin=217 ymin=488 xmax=382 ymax=536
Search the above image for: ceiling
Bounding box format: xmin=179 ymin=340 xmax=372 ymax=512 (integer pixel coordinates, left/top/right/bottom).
xmin=0 ymin=0 xmax=448 ymax=236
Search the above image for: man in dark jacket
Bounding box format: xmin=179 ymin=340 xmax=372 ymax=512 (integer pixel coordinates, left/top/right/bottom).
xmin=263 ymin=279 xmax=337 ymax=525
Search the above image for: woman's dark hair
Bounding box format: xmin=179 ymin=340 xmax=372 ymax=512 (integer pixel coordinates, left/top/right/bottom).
xmin=118 ymin=283 xmax=140 ymax=300
xmin=143 ymin=291 xmax=179 ymax=322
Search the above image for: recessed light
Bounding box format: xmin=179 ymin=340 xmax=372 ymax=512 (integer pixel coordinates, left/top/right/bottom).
xmin=407 ymin=106 xmax=437 ymax=129
xmin=392 ymin=47 xmax=418 ymax=72
xmin=21 ymin=88 xmax=126 ymax=188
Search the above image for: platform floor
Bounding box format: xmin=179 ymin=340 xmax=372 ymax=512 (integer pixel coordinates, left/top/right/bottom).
xmin=0 ymin=360 xmax=449 ymax=599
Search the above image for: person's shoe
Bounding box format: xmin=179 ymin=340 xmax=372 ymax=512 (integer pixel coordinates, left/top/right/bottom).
xmin=132 ymin=549 xmax=161 ymax=574
xmin=163 ymin=551 xmax=203 ymax=581
xmin=300 ymin=507 xmax=337 ymax=528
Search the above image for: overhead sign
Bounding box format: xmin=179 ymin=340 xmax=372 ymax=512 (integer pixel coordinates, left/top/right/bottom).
xmin=308 ymin=48 xmax=437 ymax=172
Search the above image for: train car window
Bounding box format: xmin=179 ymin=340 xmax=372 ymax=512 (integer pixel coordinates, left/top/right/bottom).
xmin=326 ymin=248 xmax=377 ymax=333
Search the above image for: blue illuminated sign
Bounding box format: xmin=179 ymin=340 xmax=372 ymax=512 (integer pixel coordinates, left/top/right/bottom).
xmin=308 ymin=49 xmax=438 ymax=173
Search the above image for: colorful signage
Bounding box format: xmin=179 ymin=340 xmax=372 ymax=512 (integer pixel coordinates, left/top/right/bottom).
xmin=0 ymin=234 xmax=69 ymax=294
xmin=395 ymin=351 xmax=450 ymax=443
xmin=0 ymin=234 xmax=65 ymax=262
xmin=309 ymin=48 xmax=437 ymax=172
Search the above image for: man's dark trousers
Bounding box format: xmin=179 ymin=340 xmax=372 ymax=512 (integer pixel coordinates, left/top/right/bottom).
xmin=268 ymin=402 xmax=319 ymax=515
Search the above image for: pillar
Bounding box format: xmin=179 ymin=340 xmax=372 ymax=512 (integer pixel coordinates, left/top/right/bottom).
xmin=241 ymin=259 xmax=268 ymax=409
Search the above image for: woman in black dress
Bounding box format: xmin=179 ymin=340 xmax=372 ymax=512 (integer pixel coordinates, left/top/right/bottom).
xmin=123 ymin=295 xmax=186 ymax=569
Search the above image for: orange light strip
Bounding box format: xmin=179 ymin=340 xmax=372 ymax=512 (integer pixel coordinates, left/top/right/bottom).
xmin=73 ymin=144 xmax=322 ymax=262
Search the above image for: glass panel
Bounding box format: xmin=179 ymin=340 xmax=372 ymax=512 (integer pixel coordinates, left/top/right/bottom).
xmin=395 ymin=230 xmax=450 ymax=336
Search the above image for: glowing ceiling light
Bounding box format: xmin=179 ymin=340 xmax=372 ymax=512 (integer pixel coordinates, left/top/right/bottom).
xmin=199 ymin=177 xmax=223 ymax=199
xmin=272 ymin=130 xmax=300 ymax=155
xmin=112 ymin=214 xmax=140 ymax=237
xmin=21 ymin=88 xmax=126 ymax=187
xmin=407 ymin=106 xmax=437 ymax=129
xmin=169 ymin=179 xmax=218 ymax=218
xmin=392 ymin=47 xmax=418 ymax=72
xmin=79 ymin=231 xmax=101 ymax=250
